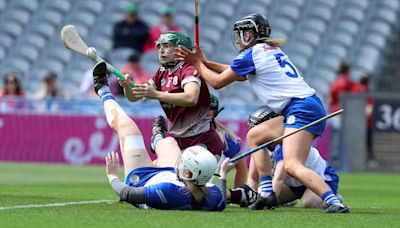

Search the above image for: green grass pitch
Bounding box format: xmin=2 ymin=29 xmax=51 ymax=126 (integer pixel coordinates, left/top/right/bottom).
xmin=0 ymin=162 xmax=399 ymax=228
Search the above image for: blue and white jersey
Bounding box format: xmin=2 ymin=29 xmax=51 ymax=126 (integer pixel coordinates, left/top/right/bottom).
xmin=231 ymin=43 xmax=315 ymax=113
xmin=218 ymin=130 xmax=241 ymax=159
xmin=125 ymin=167 xmax=225 ymax=211
xmin=274 ymin=145 xmax=337 ymax=187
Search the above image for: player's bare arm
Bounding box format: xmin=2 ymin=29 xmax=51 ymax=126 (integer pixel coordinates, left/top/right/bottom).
xmin=132 ymin=81 xmax=200 ymax=107
xmin=190 ymin=44 xmax=230 ymax=73
xmin=199 ymin=64 xmax=241 ymax=89
xmin=119 ymin=75 xmax=142 ymax=102
xmin=177 ymin=46 xmax=242 ymax=89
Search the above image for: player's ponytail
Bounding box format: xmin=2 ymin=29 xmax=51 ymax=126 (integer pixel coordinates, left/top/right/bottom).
xmin=260 ymin=38 xmax=286 ymax=48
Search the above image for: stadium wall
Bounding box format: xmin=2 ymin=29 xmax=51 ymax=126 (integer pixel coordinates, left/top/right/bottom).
xmin=0 ymin=113 xmax=330 ymax=165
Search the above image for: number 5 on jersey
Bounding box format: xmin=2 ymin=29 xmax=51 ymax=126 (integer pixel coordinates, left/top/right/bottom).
xmin=274 ymin=53 xmax=299 ymax=78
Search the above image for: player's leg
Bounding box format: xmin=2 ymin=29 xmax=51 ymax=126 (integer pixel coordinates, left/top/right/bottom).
xmin=246 ymin=156 xmax=259 ymax=190
xmin=154 ymin=137 xmax=182 ymax=167
xmin=300 ymin=189 xmax=324 ymax=208
xmin=247 ymin=117 xmax=283 ymax=209
xmin=149 ymin=116 xmax=181 ymax=167
xmin=93 ymin=62 xmax=152 ymax=178
xmin=232 ymin=153 xmax=247 ymax=188
xmin=282 ymin=95 xmax=348 ymax=213
xmin=283 ymin=131 xmax=330 ymax=194
xmin=283 ymin=129 xmax=348 ymax=213
xmin=276 ymin=185 xmax=300 ymax=204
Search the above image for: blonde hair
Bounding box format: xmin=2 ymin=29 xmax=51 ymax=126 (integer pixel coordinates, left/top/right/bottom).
xmin=213 ymin=120 xmax=239 ymax=143
xmin=261 ymin=38 xmax=286 ymax=48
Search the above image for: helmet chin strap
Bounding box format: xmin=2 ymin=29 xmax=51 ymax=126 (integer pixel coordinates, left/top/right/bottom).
xmin=162 ymin=61 xmax=178 ymax=68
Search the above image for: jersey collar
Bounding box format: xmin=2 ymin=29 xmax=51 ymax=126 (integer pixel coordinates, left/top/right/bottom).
xmin=167 ymin=61 xmax=184 ymax=75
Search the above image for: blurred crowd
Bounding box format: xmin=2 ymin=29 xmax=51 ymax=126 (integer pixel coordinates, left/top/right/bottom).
xmin=0 ymin=3 xmax=182 ymax=110
xmin=329 ymin=62 xmax=376 ymax=169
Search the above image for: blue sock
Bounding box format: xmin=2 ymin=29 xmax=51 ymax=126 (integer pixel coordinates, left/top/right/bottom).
xmin=259 ymin=176 xmax=273 ymax=197
xmin=98 ymin=86 xmax=115 ymax=103
xmin=321 ymin=190 xmax=342 ymax=206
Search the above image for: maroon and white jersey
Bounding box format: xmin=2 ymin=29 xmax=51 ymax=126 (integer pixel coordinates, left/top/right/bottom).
xmin=149 ymin=62 xmax=212 ymax=137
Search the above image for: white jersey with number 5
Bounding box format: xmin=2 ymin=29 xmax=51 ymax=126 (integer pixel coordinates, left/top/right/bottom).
xmin=230 ymin=43 xmax=315 ymax=113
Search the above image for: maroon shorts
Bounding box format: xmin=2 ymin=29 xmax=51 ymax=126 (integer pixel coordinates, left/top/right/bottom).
xmin=175 ymin=128 xmax=224 ymax=156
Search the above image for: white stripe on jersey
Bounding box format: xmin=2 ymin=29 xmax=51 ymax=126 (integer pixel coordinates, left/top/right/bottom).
xmin=144 ymin=171 xmax=184 ymax=187
xmin=156 ymin=190 xmax=168 ymax=204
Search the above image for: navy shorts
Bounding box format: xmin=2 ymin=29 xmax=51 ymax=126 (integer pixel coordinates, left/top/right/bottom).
xmin=282 ymin=94 xmax=327 ymax=136
xmin=289 ymin=178 xmax=339 ymax=199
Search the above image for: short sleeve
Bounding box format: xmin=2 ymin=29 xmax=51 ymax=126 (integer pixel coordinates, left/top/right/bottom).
xmin=230 ymin=48 xmax=256 ymax=77
xmin=223 ymin=132 xmax=241 ymax=158
xmin=181 ymin=64 xmax=201 ymax=87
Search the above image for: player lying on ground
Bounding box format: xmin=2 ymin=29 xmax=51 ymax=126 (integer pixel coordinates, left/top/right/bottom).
xmin=93 ymin=61 xmax=230 ymax=210
xmin=230 ymin=145 xmax=339 ymax=209
xmin=176 ymin=13 xmax=349 ymax=213
xmin=229 ymin=106 xmax=340 ymax=210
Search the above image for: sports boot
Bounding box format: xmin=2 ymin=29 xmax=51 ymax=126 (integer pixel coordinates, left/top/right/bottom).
xmin=248 ymin=192 xmax=278 ymax=210
xmin=237 ymin=184 xmax=260 ymax=207
xmin=150 ymin=116 xmax=167 ymax=154
xmin=321 ymin=204 xmax=350 ymax=213
xmin=92 ymin=61 xmax=109 ymax=95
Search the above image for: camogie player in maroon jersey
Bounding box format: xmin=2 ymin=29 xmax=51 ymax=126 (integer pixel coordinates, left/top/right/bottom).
xmin=119 ymin=31 xmax=224 ymax=157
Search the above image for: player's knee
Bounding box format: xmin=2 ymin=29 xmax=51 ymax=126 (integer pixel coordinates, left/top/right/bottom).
xmin=284 ymin=160 xmax=302 ymax=177
xmin=247 ymin=127 xmax=263 ymax=145
xmin=247 ymin=126 xmax=275 ymax=146
xmin=110 ymin=115 xmax=141 ymax=138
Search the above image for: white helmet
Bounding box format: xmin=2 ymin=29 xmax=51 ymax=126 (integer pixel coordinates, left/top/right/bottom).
xmin=176 ymin=145 xmax=218 ymax=185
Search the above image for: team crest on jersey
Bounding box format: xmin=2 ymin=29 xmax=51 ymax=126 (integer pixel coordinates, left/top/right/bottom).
xmin=161 ymin=79 xmax=165 ymax=86
xmin=172 ymin=76 xmax=179 ymax=85
xmin=129 ymin=174 xmax=140 ymax=186
xmin=287 ymin=115 xmax=296 ymax=124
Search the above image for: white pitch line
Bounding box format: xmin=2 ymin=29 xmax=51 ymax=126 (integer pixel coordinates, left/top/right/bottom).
xmin=0 ymin=200 xmax=114 ymax=211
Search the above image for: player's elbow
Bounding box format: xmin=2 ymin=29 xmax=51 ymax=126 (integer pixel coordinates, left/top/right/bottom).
xmin=187 ymin=99 xmax=198 ymax=107
xmin=185 ymin=94 xmax=198 ymax=107
xmin=212 ymin=81 xmax=225 ymax=90
xmin=213 ymin=84 xmax=223 ymax=90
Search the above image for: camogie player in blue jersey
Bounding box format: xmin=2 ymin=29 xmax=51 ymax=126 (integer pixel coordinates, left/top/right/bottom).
xmin=229 ymin=106 xmax=341 ymax=210
xmin=177 ymin=13 xmax=348 ymax=213
xmin=92 ymin=61 xmax=228 ymax=211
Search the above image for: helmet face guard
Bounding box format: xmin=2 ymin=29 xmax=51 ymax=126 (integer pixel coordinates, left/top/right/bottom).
xmin=175 ymin=146 xmax=217 ymax=186
xmin=233 ymin=14 xmax=271 ymax=51
xmin=156 ymin=31 xmax=193 ymax=68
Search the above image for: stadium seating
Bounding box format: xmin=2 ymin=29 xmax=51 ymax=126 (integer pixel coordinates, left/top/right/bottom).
xmin=0 ymin=0 xmax=398 ymax=105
